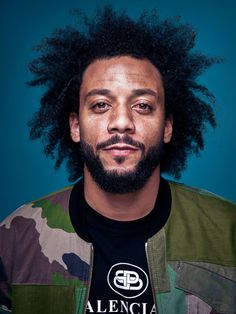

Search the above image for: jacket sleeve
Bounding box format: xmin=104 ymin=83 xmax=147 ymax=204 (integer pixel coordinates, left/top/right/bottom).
xmin=0 ymin=219 xmax=15 ymax=313
xmin=0 ymin=258 xmax=11 ymax=313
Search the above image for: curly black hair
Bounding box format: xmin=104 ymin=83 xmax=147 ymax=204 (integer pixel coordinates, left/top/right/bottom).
xmin=28 ymin=6 xmax=220 ymax=181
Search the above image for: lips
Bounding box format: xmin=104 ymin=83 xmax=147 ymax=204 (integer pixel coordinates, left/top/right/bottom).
xmin=103 ymin=145 xmax=139 ymax=157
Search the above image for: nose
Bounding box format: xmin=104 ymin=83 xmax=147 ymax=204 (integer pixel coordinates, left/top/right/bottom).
xmin=107 ymin=104 xmax=135 ymax=134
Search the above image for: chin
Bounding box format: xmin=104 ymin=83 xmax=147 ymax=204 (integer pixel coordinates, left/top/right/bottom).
xmin=104 ymin=164 xmax=137 ymax=174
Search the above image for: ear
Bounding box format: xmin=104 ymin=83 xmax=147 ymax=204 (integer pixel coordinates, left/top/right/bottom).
xmin=69 ymin=112 xmax=80 ymax=143
xmin=163 ymin=115 xmax=173 ymax=144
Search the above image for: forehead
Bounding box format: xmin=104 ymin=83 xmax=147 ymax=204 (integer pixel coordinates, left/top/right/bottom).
xmin=80 ymin=56 xmax=164 ymax=92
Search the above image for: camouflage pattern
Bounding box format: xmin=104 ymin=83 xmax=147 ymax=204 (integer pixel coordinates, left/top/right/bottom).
xmin=0 ymin=181 xmax=235 ymax=313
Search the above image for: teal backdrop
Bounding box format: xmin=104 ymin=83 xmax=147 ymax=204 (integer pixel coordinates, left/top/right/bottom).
xmin=1 ymin=0 xmax=235 ymax=220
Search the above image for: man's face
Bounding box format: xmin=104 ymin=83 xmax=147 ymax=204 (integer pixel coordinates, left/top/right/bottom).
xmin=70 ymin=56 xmax=172 ymax=192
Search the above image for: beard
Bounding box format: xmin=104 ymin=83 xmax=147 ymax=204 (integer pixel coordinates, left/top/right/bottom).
xmin=80 ymin=134 xmax=163 ymax=194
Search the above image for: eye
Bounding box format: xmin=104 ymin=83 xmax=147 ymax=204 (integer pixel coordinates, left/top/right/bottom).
xmin=91 ymin=102 xmax=111 ymax=113
xmin=133 ymin=102 xmax=153 ymax=114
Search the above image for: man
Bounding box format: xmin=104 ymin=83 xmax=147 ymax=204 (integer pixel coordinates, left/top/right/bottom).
xmin=0 ymin=7 xmax=235 ymax=314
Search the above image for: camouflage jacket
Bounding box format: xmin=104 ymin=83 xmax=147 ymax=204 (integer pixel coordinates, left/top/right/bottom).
xmin=0 ymin=180 xmax=236 ymax=314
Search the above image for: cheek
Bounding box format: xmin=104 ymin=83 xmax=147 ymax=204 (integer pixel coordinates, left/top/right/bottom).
xmin=79 ymin=116 xmax=108 ymax=144
xmin=138 ymin=120 xmax=165 ymax=145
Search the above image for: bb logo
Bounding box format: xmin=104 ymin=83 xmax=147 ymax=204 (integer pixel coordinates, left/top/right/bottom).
xmin=107 ymin=263 xmax=149 ymax=298
xmin=114 ymin=270 xmax=143 ymax=290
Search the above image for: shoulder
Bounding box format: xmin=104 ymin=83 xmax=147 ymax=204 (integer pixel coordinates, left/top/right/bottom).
xmin=166 ymin=180 xmax=236 ymax=266
xmin=0 ymin=185 xmax=74 ymax=237
xmin=0 ymin=185 xmax=77 ymax=279
xmin=168 ymin=180 xmax=236 ymax=218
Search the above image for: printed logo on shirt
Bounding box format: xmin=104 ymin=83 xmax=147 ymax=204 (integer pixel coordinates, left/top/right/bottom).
xmin=107 ymin=263 xmax=149 ymax=298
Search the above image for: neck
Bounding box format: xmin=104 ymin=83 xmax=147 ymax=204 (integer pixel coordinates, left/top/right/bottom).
xmin=83 ymin=167 xmax=161 ymax=221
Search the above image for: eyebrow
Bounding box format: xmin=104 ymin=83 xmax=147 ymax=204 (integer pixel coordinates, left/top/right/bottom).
xmin=84 ymin=89 xmax=111 ymax=101
xmin=131 ymin=88 xmax=159 ymax=100
xmin=84 ymin=88 xmax=159 ymax=101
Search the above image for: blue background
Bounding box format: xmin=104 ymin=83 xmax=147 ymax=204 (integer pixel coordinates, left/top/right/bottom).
xmin=1 ymin=0 xmax=235 ymax=220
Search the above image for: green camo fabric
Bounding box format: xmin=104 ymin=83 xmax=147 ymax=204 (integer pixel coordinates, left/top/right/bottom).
xmin=0 ymin=180 xmax=235 ymax=313
xmin=166 ymin=181 xmax=236 ymax=266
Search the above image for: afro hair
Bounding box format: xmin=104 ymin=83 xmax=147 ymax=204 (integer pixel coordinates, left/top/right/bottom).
xmin=28 ymin=6 xmax=220 ymax=181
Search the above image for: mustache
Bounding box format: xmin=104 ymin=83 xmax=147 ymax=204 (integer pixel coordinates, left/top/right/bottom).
xmin=96 ymin=134 xmax=145 ymax=152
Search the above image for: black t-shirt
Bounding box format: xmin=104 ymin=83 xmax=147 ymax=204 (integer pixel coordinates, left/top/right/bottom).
xmin=69 ymin=178 xmax=171 ymax=314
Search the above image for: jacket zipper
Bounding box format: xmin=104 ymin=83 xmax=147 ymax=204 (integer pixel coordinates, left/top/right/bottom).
xmin=145 ymin=242 xmax=159 ymax=313
xmin=84 ymin=244 xmax=94 ymax=314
